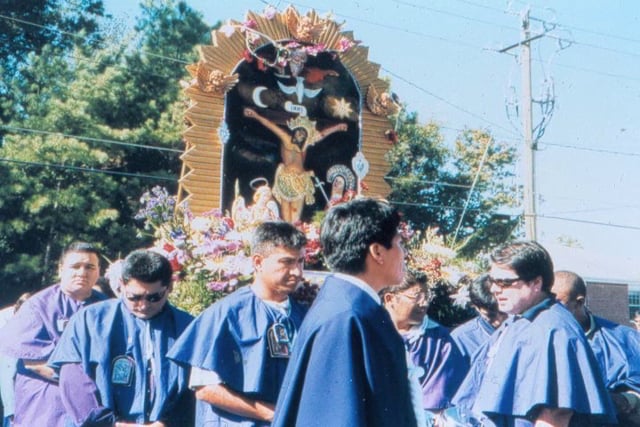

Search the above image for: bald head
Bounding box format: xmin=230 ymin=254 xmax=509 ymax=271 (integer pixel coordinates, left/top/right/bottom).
xmin=552 ymin=270 xmax=589 ymax=329
xmin=553 ymin=270 xmax=586 ymax=303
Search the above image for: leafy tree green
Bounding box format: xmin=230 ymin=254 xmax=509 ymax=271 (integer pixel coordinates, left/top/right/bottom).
xmin=386 ymin=111 xmax=520 ymax=258
xmin=0 ymin=0 xmax=104 ymax=123
xmin=0 ymin=0 xmax=212 ymax=305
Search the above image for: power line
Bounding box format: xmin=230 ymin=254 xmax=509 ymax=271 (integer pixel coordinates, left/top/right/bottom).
xmin=530 ymin=15 xmax=640 ymax=45
xmin=385 ymin=176 xmax=474 ymax=189
xmin=534 ymin=214 xmax=640 ymax=231
xmin=541 ymin=141 xmax=640 ymax=158
xmin=0 ymin=13 xmax=190 ymax=66
xmin=545 ymin=58 xmax=640 ymax=82
xmin=287 ymin=1 xmax=488 ymax=51
xmin=382 ymin=66 xmax=521 ymax=137
xmin=2 ymin=126 xmax=183 ymax=153
xmin=0 ymin=157 xmax=177 ymax=182
xmin=390 ymin=0 xmax=519 ymax=32
xmin=544 ymin=33 xmax=640 ymax=61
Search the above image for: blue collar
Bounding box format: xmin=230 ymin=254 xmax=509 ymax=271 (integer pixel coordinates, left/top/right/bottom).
xmin=520 ymin=297 xmax=555 ymax=321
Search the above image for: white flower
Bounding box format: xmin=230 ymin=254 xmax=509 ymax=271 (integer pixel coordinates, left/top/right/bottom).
xmin=220 ymin=23 xmax=236 ymax=37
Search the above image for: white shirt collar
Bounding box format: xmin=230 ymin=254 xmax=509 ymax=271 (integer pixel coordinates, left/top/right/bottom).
xmin=333 ymin=273 xmax=381 ymax=305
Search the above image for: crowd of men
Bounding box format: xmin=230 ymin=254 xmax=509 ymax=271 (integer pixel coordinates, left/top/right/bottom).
xmin=0 ymin=197 xmax=639 ymax=426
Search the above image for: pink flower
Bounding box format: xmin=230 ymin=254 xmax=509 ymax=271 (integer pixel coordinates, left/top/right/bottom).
xmin=207 ymin=281 xmax=228 ymax=292
xmin=242 ymin=19 xmax=257 ymax=29
xmin=262 ymin=5 xmax=277 ymax=19
xmin=338 ymin=37 xmax=358 ymax=52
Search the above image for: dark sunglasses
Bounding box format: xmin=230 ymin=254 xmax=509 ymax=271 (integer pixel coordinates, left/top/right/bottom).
xmin=124 ymin=289 xmax=167 ymax=303
xmin=489 ymin=276 xmax=523 ymax=288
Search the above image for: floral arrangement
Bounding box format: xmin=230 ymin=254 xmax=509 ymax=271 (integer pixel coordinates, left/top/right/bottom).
xmin=127 ymin=187 xmax=479 ymax=321
xmin=131 ymin=186 xmax=323 ymax=314
xmin=218 ymin=6 xmax=359 ymax=76
xmin=403 ymin=225 xmax=480 ymax=326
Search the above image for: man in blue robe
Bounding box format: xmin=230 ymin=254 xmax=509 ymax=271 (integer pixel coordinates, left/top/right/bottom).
xmin=451 ymin=274 xmax=507 ymax=364
xmin=553 ymin=270 xmax=640 ymax=425
xmin=452 ymin=241 xmax=616 ymax=427
xmin=48 ymin=249 xmax=194 ymax=426
xmin=0 ymin=242 xmax=106 ymax=427
xmin=168 ymin=221 xmax=307 ymax=426
xmin=272 ymin=198 xmax=418 ymax=427
xmin=381 ymin=272 xmax=468 ymax=423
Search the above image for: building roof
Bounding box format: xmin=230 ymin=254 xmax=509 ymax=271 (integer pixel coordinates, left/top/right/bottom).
xmin=545 ymin=243 xmax=640 ymax=287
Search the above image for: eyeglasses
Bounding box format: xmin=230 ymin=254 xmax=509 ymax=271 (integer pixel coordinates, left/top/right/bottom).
xmin=398 ymin=291 xmax=432 ymax=303
xmin=124 ymin=289 xmax=167 ymax=303
xmin=488 ymin=276 xmax=523 ymax=288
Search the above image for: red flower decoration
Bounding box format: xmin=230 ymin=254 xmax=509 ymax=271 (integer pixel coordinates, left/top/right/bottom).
xmin=385 ymin=129 xmax=398 ymax=144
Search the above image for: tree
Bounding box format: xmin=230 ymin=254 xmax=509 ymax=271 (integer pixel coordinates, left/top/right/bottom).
xmin=386 ymin=111 xmax=520 ymax=257
xmin=0 ymin=0 xmax=212 ymax=305
xmin=0 ymin=0 xmax=104 ymax=124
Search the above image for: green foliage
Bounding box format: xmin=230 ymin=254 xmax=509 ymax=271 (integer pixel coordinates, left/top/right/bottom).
xmin=0 ymin=0 xmax=211 ymax=304
xmin=386 ymin=111 xmax=520 ymax=258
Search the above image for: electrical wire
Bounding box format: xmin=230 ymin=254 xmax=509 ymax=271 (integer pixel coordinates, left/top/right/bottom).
xmin=1 ymin=126 xmax=183 ymax=153
xmin=0 ymin=157 xmax=178 ymax=182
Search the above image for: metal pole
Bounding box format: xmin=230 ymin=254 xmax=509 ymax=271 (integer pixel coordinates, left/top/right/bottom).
xmin=521 ymin=10 xmax=537 ymax=241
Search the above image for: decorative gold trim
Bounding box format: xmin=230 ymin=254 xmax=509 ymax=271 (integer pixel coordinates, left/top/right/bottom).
xmin=179 ymin=5 xmax=395 ymax=214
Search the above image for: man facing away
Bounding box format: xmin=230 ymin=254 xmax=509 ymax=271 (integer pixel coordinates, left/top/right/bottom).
xmin=0 ymin=242 xmax=106 ymax=427
xmin=272 ymin=198 xmax=418 ymax=427
xmin=451 ymin=274 xmax=508 ymax=364
xmin=380 ymin=271 xmax=468 ymax=423
xmin=452 ymin=241 xmax=616 ymax=427
xmin=168 ymin=221 xmax=308 ymax=426
xmin=552 ymin=270 xmax=640 ymax=426
xmin=48 ymin=249 xmax=194 ymax=426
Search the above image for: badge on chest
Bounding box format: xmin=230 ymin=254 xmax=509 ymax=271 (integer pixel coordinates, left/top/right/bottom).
xmin=112 ymin=355 xmax=135 ymax=386
xmin=268 ymin=322 xmax=291 ymax=358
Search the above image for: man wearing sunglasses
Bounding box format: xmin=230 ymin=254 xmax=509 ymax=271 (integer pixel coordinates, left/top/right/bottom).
xmin=168 ymin=221 xmax=307 ymax=427
xmin=48 ymin=249 xmax=194 ymax=426
xmin=453 ymin=241 xmax=616 ymax=427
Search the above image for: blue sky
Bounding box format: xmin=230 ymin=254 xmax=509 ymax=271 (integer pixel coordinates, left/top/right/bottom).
xmin=106 ymin=0 xmax=640 ymax=278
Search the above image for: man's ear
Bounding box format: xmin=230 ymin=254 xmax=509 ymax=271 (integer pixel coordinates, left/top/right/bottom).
xmin=368 ymin=243 xmax=384 ymax=264
xmin=382 ymin=292 xmax=394 ymax=306
xmin=252 ymin=253 xmax=264 ymax=270
xmin=575 ymin=295 xmax=586 ymax=307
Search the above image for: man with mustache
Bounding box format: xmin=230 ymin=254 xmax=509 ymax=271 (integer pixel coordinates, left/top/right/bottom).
xmin=168 ymin=221 xmax=308 ymax=426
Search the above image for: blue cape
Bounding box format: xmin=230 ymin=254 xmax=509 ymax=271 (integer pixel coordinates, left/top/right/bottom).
xmin=167 ymin=285 xmax=306 ymax=426
xmin=588 ymin=314 xmax=640 ymax=393
xmin=272 ymin=275 xmax=418 ymax=427
xmin=451 ymin=315 xmax=496 ymax=364
xmin=453 ymin=299 xmax=616 ymax=427
xmin=48 ymin=299 xmax=193 ymax=425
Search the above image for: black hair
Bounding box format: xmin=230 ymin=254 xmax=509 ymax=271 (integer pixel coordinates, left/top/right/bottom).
xmin=251 ymin=221 xmax=307 ymax=256
xmin=121 ymin=250 xmax=173 ymax=287
xmin=469 ymin=274 xmax=499 ymax=312
xmin=61 ymin=241 xmax=100 ymax=263
xmin=321 ymin=198 xmax=401 ymax=275
xmin=379 ymin=270 xmax=427 ymax=300
xmin=490 ymin=240 xmax=554 ymax=292
xmin=554 ymin=270 xmax=586 ymax=300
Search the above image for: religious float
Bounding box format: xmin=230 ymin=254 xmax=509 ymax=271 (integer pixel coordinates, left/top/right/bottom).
xmin=131 ymin=5 xmax=474 ymax=316
xmin=176 ymin=5 xmax=400 ymax=224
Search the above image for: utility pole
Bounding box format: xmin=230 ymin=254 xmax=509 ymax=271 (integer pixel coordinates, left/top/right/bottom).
xmin=500 ymin=9 xmax=543 ymax=241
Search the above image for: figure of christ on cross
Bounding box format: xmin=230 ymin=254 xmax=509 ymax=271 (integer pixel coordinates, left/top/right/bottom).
xmin=243 ymin=107 xmax=348 ymax=223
